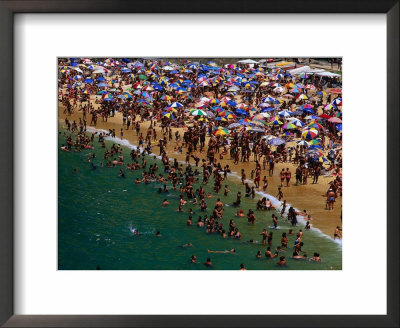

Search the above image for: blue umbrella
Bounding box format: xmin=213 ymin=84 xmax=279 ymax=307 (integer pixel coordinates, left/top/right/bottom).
xmin=303 ymin=108 xmax=315 ymax=114
xmin=70 ymin=62 xmax=78 ymax=67
xmin=292 ymin=111 xmax=303 ymax=115
xmin=97 ymin=77 xmax=105 ymax=81
xmin=336 ymin=123 xmax=342 ymax=131
xmin=83 ymin=78 xmax=93 ymax=84
xmin=227 ymin=100 xmax=237 ymax=107
xmin=122 ymin=58 xmax=130 ymax=63
xmin=261 ymin=107 xmax=275 ymax=112
xmin=309 ymin=145 xmax=323 ymax=150
xmin=268 ymin=138 xmax=285 ymax=146
xmin=98 ymin=83 xmax=108 ymax=87
xmin=228 ymin=123 xmax=241 ymax=129
xmin=235 ymin=109 xmax=249 ymax=116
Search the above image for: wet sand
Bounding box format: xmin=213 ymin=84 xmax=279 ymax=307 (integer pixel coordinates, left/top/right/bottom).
xmin=58 ymin=103 xmax=342 ymax=238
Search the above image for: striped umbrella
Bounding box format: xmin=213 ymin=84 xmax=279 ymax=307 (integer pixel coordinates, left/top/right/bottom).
xmin=297 ymin=94 xmax=308 ymax=100
xmin=190 ymin=109 xmax=207 ymax=116
xmin=282 ymin=122 xmax=297 ymax=130
xmin=213 ymin=127 xmax=230 ymax=136
xmin=302 ymin=128 xmax=318 ymax=139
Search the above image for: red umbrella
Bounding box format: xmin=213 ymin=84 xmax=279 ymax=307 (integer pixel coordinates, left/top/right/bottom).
xmin=329 ymin=88 xmax=342 ymax=94
xmin=319 ymin=114 xmax=332 ymax=119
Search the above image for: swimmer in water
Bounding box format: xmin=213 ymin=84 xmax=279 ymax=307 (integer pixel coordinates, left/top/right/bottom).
xmin=207 ymin=249 xmax=235 ymax=254
xmin=256 ymin=250 xmax=262 ymax=259
xmin=204 ymin=258 xmax=212 ymax=267
xmin=155 ymin=231 xmax=161 ymax=237
xmin=239 ymin=263 xmax=247 ymax=270
xmin=265 ymin=247 xmax=278 ymax=259
xmin=277 ymin=256 xmax=287 ymax=267
xmin=191 ymin=255 xmax=197 ymax=263
xmin=162 ymin=199 xmax=169 ymax=206
xmin=181 ymin=243 xmax=193 ymax=248
xmin=236 ymin=210 xmax=245 ymax=217
xmin=309 ymin=252 xmax=321 ymax=262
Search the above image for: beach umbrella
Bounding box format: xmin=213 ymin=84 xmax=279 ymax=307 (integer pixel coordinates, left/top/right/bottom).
xmin=282 ymin=94 xmax=295 ymax=98
xmin=83 ymin=78 xmax=94 ymax=84
xmin=299 ymin=73 xmax=309 ymax=79
xmin=93 ymin=68 xmax=105 ymax=74
xmin=310 ymin=139 xmax=321 ymax=145
xmin=274 ymin=86 xmax=284 ymax=93
xmin=205 ymin=111 xmax=215 ymax=118
xmin=269 ymin=119 xmax=284 ymax=125
xmin=329 ymin=88 xmax=342 ymax=94
xmin=302 ymin=128 xmax=318 ymax=139
xmin=302 ymin=108 xmax=315 ymax=114
xmin=308 ymin=121 xmax=323 ymax=129
xmin=262 ymin=96 xmax=276 ymax=102
xmin=215 ymin=117 xmax=227 ymax=121
xmin=235 ymin=109 xmax=249 ymax=116
xmin=297 ymin=140 xmax=310 ymax=146
xmin=333 ymin=98 xmax=342 ymax=106
xmin=213 ymin=127 xmax=229 ymax=136
xmin=317 ymin=91 xmax=327 ymax=96
xmin=246 ymin=127 xmax=264 ymax=133
xmin=282 ymin=122 xmax=297 ymax=130
xmin=236 ymin=103 xmax=249 ymax=110
xmin=251 ymin=114 xmax=266 ymax=121
xmin=161 ymin=94 xmax=172 ymax=101
xmin=259 ymin=112 xmax=271 ymax=118
xmin=138 ymin=74 xmax=148 ymax=80
xmin=336 ymin=123 xmax=342 ymax=131
xmin=162 ymin=112 xmax=175 ymax=119
xmin=278 ymin=110 xmax=292 ymax=117
xmin=197 ymin=117 xmax=209 ymax=122
xmin=319 ymin=114 xmax=332 ymax=119
xmin=170 ymin=102 xmax=183 ymax=108
xmin=297 ymin=94 xmax=308 ymax=100
xmin=290 ymin=88 xmax=301 ymax=93
xmin=314 ymin=156 xmax=329 ymax=163
xmin=292 ymin=119 xmax=305 ymax=127
xmin=268 ymin=137 xmax=285 ymax=146
xmin=328 ymin=117 xmax=342 ymax=123
xmin=228 ymin=123 xmax=241 ymax=129
xmin=305 ymin=84 xmax=316 ymax=89
xmin=190 ymin=109 xmax=207 ymax=116
xmin=261 ymin=107 xmax=275 ymax=112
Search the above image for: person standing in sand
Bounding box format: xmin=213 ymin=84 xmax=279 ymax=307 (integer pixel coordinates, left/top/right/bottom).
xmin=327 ymin=188 xmax=336 ymax=210
xmin=285 ymin=168 xmax=291 ymax=187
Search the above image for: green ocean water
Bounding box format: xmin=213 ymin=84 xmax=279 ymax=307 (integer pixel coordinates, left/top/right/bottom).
xmin=58 ymin=127 xmax=342 ymax=270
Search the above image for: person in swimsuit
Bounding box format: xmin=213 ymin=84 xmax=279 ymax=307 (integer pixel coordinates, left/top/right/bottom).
xmin=327 ymin=189 xmax=336 ymax=210
xmin=280 ymin=169 xmax=286 ymax=187
xmin=285 ymin=168 xmax=291 ymax=187
xmin=277 ymin=256 xmax=287 ymax=266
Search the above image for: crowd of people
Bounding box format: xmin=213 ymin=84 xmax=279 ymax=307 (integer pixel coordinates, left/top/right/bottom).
xmin=59 ymin=57 xmax=342 ymax=269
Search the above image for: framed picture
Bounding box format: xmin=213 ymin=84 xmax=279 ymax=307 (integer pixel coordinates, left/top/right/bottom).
xmin=0 ymin=1 xmax=398 ymax=327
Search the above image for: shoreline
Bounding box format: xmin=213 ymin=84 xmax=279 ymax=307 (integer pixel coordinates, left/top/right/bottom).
xmin=58 ymin=105 xmax=342 ymax=239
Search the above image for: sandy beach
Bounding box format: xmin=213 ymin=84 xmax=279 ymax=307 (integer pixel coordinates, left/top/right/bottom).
xmin=58 ymin=103 xmax=342 ymax=238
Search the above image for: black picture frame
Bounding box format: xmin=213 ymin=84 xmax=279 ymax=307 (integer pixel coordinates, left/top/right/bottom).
xmin=0 ymin=1 xmax=398 ymax=327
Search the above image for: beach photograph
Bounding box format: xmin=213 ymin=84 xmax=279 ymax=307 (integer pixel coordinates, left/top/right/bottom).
xmin=58 ymin=57 xmax=342 ymax=270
